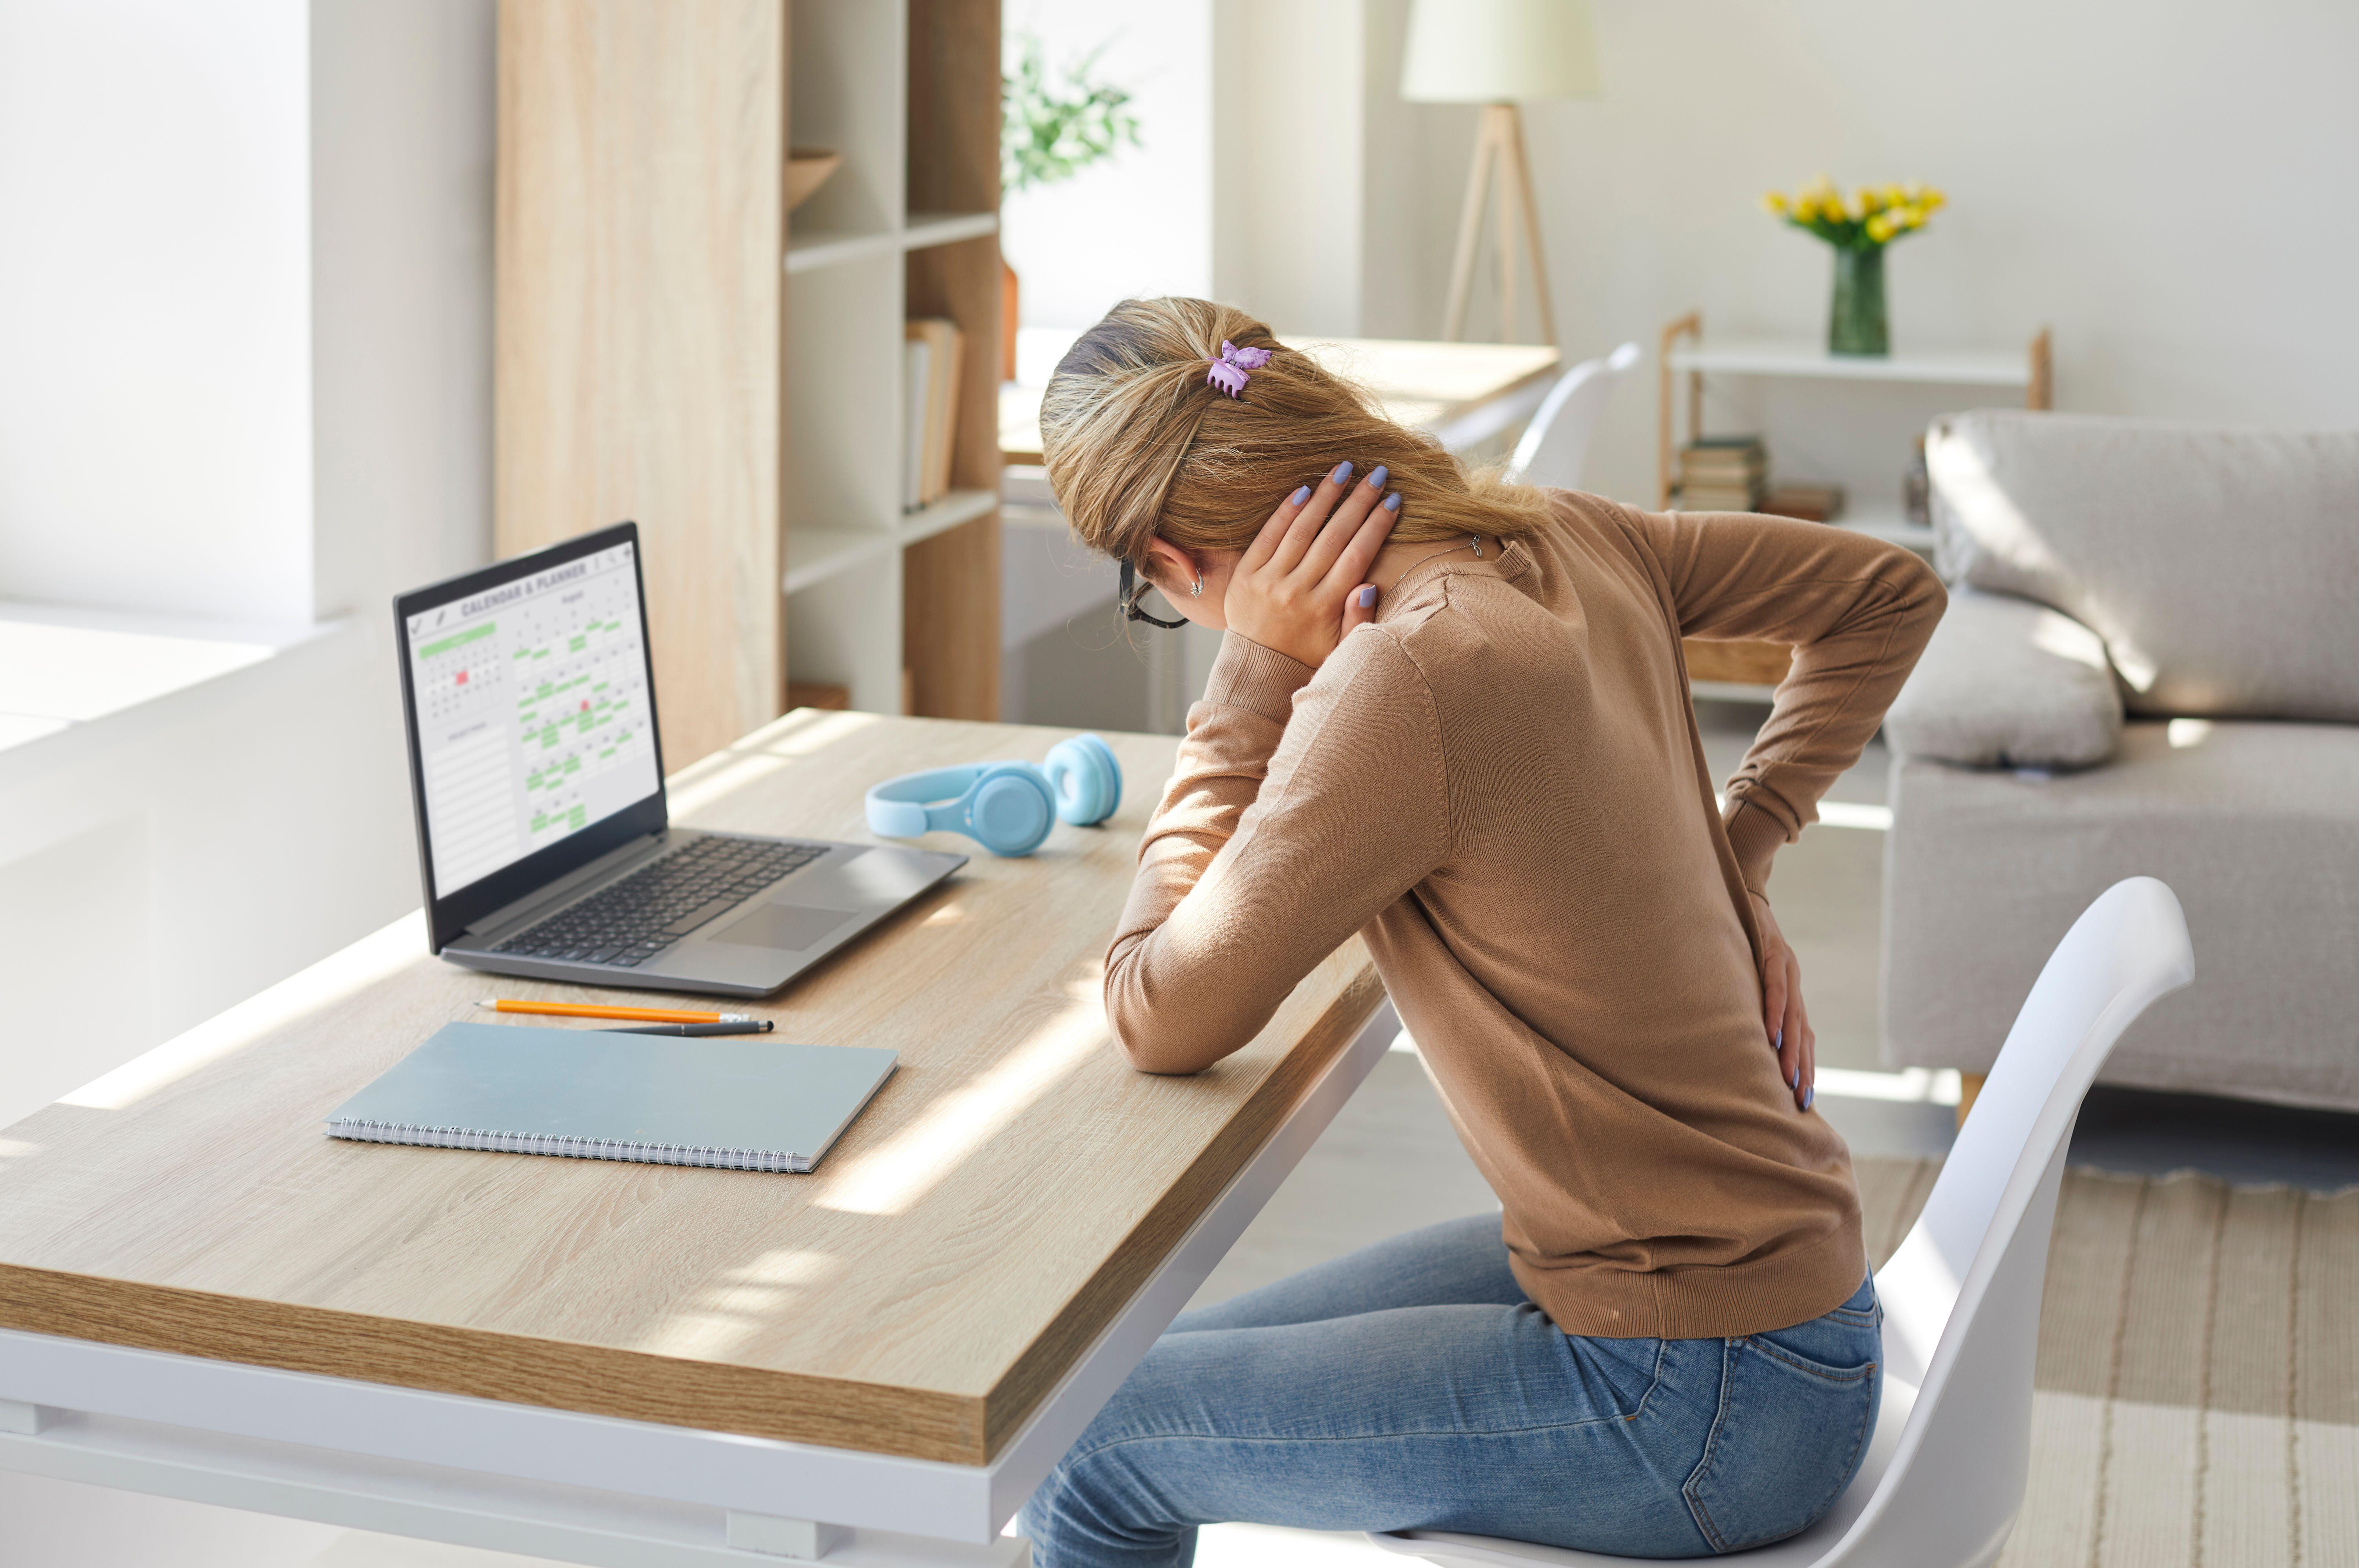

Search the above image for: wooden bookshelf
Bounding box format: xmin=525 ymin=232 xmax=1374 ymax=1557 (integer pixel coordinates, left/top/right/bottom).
xmin=495 ymin=0 xmax=1003 ymax=768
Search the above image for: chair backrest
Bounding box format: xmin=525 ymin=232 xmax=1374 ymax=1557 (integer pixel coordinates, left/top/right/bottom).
xmin=1504 ymin=341 xmax=1640 ymax=490
xmin=1821 ymin=877 xmax=2194 ymax=1567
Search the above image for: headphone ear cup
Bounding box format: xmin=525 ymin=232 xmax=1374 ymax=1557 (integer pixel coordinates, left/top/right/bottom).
xmin=1044 ymin=733 xmax=1123 ymax=826
xmin=965 ymin=766 xmax=1057 ymax=856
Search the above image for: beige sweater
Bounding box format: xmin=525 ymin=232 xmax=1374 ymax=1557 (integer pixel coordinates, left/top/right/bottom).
xmin=1105 ymin=491 xmax=1945 ymax=1340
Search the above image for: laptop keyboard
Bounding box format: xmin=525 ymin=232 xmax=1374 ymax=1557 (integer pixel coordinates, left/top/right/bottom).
xmin=493 ymin=835 xmax=826 ymax=967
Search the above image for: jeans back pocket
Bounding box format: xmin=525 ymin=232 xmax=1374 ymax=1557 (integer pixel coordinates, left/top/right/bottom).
xmin=1680 ymin=1331 xmax=1880 ymax=1553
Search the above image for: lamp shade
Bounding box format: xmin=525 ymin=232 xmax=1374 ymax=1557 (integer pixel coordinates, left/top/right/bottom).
xmin=1399 ymin=0 xmax=1601 ymax=102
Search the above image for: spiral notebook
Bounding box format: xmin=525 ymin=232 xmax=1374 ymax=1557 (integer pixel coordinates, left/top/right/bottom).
xmin=324 ymin=1022 xmax=897 ymax=1174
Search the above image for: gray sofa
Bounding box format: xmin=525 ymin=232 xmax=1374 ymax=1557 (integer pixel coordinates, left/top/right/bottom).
xmin=1880 ymin=410 xmax=2359 ymax=1113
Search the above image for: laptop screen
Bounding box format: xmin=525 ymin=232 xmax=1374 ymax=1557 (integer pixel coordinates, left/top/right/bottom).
xmin=400 ymin=532 xmax=662 ymax=902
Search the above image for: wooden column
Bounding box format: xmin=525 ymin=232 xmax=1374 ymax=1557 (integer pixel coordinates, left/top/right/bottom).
xmin=494 ymin=0 xmax=788 ymax=770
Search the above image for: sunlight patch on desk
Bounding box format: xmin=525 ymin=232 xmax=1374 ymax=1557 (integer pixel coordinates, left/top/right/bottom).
xmin=663 ymin=751 xmax=793 ymax=818
xmin=820 ymin=987 xmax=1103 ymax=1216
xmin=59 ymin=911 xmax=427 ymax=1111
xmin=639 ymin=1248 xmax=842 ymax=1360
xmin=0 ymin=1138 xmax=38 ymax=1159
xmin=724 ymin=707 xmax=882 ymax=760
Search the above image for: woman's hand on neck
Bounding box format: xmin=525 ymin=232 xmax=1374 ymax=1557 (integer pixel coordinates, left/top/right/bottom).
xmin=1141 ymin=460 xmax=1400 ymax=665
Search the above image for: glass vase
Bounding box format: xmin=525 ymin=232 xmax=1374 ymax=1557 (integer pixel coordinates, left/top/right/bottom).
xmin=1828 ymin=245 xmax=1889 ymax=357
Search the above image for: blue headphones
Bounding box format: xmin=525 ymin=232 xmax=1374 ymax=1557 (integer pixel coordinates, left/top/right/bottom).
xmin=864 ymin=734 xmax=1123 ymax=857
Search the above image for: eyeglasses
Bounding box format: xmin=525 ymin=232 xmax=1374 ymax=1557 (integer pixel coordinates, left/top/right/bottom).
xmin=1119 ymin=560 xmax=1189 ymax=630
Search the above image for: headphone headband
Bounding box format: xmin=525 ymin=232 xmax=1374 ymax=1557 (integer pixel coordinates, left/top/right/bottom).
xmin=864 ymin=765 xmax=988 ymax=840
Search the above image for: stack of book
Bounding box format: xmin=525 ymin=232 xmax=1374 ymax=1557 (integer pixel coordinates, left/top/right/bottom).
xmin=1676 ymin=437 xmax=1766 ymax=511
xmin=1758 ymin=482 xmax=1845 ymax=522
xmin=902 ymin=318 xmax=966 ymax=511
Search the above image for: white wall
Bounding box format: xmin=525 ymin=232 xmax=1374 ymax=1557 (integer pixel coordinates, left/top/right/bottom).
xmin=1001 ymin=0 xmax=1214 ymax=333
xmin=0 ymin=0 xmax=317 ymax=622
xmin=1210 ymin=0 xmax=1368 ymax=336
xmin=0 ymin=3 xmax=493 ymax=1558
xmin=1356 ymin=0 xmax=2359 ymax=506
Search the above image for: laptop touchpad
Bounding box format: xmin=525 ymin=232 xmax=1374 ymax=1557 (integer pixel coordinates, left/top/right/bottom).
xmin=711 ymin=903 xmax=857 ymax=951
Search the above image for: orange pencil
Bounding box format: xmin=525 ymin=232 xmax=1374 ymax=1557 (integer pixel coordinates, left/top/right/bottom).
xmin=474 ymin=999 xmax=757 ymax=1025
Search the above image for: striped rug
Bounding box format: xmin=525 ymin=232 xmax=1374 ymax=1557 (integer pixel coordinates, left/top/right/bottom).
xmin=1856 ymin=1158 xmax=2358 ymax=1567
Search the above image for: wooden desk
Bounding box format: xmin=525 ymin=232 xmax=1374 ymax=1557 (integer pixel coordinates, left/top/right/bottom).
xmin=998 ymin=336 xmax=1561 ymax=464
xmin=0 ymin=713 xmax=1384 ymax=1562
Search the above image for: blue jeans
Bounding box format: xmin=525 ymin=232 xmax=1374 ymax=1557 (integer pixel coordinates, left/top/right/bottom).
xmin=1019 ymin=1215 xmax=1881 ymax=1565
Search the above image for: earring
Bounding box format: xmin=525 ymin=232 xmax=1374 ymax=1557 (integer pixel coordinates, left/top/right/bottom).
xmin=1190 ymin=576 xmax=1203 ymax=597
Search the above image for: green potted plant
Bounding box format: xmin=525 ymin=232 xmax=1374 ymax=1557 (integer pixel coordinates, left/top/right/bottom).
xmin=999 ymin=35 xmax=1142 ymax=379
xmin=1763 ymin=177 xmax=1946 ymax=356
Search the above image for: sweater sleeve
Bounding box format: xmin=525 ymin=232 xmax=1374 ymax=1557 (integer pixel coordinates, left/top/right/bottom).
xmin=1104 ymin=627 xmax=1452 ymax=1074
xmin=1622 ymin=505 xmax=1947 ymax=892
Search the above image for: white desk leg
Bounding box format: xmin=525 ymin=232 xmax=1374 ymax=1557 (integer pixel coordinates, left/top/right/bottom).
xmin=726 ymin=1513 xmax=845 ymax=1560
xmin=0 ymin=1398 xmax=50 ymax=1434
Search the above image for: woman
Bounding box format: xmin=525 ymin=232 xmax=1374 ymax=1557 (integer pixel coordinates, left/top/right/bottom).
xmin=1023 ymin=298 xmax=1944 ymax=1564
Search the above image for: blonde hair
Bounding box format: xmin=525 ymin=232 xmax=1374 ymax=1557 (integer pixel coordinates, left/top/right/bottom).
xmin=1040 ymin=297 xmax=1557 ymax=567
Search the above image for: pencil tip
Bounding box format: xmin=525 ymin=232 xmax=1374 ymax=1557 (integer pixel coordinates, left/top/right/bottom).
xmin=474 ymin=999 xmax=495 ymax=1009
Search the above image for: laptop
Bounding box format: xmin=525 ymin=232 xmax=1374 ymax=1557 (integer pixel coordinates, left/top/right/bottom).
xmin=393 ymin=522 xmax=965 ymax=997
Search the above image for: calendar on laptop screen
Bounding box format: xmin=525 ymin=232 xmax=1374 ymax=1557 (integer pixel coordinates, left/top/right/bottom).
xmin=403 ymin=542 xmax=660 ymax=895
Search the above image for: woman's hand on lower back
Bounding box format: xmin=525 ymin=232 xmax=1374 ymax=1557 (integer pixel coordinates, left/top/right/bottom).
xmin=1751 ymin=891 xmax=1816 ymax=1112
xmin=1224 ymin=461 xmax=1400 ymax=667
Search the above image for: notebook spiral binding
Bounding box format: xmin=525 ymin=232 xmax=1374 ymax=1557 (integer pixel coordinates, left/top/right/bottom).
xmin=326 ymin=1119 xmax=811 ymax=1174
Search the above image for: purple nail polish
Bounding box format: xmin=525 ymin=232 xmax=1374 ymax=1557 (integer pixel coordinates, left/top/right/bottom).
xmin=1289 ymin=485 xmax=1311 ymax=506
xmin=1330 ymin=461 xmax=1354 ymax=485
xmin=1773 ymin=1027 xmax=1783 ymax=1051
xmin=1802 ymin=1084 xmax=1815 ymax=1110
xmin=1382 ymin=493 xmax=1402 ymax=513
xmin=1356 ymin=585 xmax=1377 ymax=608
xmin=1789 ymin=1068 xmax=1799 ymax=1089
xmin=1365 ymin=465 xmax=1389 ymax=489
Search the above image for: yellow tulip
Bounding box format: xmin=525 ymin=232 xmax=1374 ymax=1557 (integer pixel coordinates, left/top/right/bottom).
xmin=1866 ymin=213 xmax=1896 ymax=243
xmin=1762 ymin=191 xmax=1789 ymax=214
xmin=1854 ymin=186 xmax=1884 ymax=215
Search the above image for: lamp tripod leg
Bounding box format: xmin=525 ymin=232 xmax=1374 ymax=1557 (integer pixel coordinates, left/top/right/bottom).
xmin=1444 ymin=110 xmax=1501 ymax=342
xmin=1504 ymin=105 xmax=1558 ymax=349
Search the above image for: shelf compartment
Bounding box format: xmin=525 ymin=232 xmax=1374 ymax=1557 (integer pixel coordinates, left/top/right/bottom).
xmin=786 ymin=228 xmax=897 ymax=274
xmin=783 ymin=492 xmax=999 ymax=597
xmin=903 ymin=210 xmax=998 ymax=252
xmin=784 ymin=526 xmax=897 ymax=595
xmin=898 ymin=488 xmax=996 ymax=547
xmin=1665 ymin=338 xmax=2030 ymax=387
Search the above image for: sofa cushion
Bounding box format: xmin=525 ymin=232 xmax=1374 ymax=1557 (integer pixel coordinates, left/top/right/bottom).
xmin=1926 ymin=410 xmax=2359 ymax=722
xmin=1882 ymin=720 xmax=2359 ymax=1111
xmin=1884 ymin=589 xmax=2122 ymax=768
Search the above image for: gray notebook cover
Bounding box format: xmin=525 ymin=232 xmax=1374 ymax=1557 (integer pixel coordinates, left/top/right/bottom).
xmin=324 ymin=1022 xmax=897 ymax=1174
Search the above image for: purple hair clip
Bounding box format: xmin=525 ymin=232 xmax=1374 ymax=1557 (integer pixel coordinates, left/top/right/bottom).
xmin=1206 ymin=340 xmax=1273 ymax=398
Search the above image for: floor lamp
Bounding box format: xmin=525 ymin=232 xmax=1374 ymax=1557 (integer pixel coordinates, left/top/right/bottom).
xmin=1402 ymin=0 xmax=1601 ymax=347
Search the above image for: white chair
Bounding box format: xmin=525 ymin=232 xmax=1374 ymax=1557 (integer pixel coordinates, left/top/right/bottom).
xmin=1370 ymin=876 xmax=2195 ymax=1568
xmin=1502 ymin=341 xmax=1641 ymax=489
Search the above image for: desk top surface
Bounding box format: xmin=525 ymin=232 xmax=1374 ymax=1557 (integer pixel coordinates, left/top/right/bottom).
xmin=999 ymin=336 xmax=1562 ymax=463
xmin=0 ymin=713 xmax=1380 ymax=1465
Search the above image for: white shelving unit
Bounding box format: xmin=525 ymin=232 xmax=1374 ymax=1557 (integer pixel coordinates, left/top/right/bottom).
xmin=1657 ymin=316 xmax=2052 ymax=557
xmin=497 ymin=0 xmax=1004 ymax=762
xmin=782 ymin=0 xmax=1003 ymax=716
xmin=1655 ymin=314 xmax=2052 ymax=702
